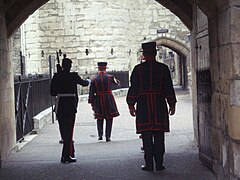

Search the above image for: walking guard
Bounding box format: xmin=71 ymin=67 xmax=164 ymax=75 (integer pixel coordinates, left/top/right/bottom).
xmin=88 ymin=62 xmax=120 ymax=142
xmin=50 ymin=57 xmax=90 ymax=164
xmin=126 ymin=42 xmax=177 ymax=171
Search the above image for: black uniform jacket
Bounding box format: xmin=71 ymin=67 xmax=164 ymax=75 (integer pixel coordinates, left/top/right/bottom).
xmin=88 ymin=72 xmax=120 ymax=119
xmin=126 ymin=60 xmax=177 ymax=133
xmin=50 ymin=71 xmax=89 ymax=114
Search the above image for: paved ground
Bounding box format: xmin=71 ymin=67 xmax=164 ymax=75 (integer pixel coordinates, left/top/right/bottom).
xmin=0 ymin=88 xmax=216 ymax=180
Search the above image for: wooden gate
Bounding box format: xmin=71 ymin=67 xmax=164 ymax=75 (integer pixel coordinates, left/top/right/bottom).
xmin=194 ymin=8 xmax=213 ymax=169
xmin=197 ymin=69 xmax=213 ymax=169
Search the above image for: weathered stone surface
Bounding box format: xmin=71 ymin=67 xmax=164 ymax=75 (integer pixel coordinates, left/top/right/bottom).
xmin=193 ymin=4 xmax=240 ymax=179
xmin=230 ymin=4 xmax=240 ymax=43
xmin=218 ymin=8 xmax=230 ymax=45
xmin=211 ymin=93 xmax=221 ymax=128
xmin=0 ymin=10 xmax=16 ymax=163
xmin=1 ymin=0 xmax=240 ymax=179
xmin=230 ymin=79 xmax=240 ymax=106
xmin=232 ymin=142 xmax=240 ymax=177
xmin=219 ymin=45 xmax=231 ymax=82
xmin=228 ymin=105 xmax=240 ymax=140
xmin=231 ymin=43 xmax=240 ymax=76
xmin=11 ymin=0 xmax=189 ymax=75
xmin=210 ymin=46 xmax=220 ymax=84
xmin=212 ymin=127 xmax=221 ymax=163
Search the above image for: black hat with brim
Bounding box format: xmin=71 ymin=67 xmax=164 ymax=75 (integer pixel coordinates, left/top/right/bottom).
xmin=141 ymin=42 xmax=157 ymax=55
xmin=97 ymin=62 xmax=107 ymax=67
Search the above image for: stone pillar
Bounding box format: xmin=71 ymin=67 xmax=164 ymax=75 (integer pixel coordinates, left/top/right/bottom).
xmin=0 ymin=2 xmax=16 ymax=167
xmin=227 ymin=3 xmax=240 ymax=178
xmin=210 ymin=2 xmax=240 ymax=179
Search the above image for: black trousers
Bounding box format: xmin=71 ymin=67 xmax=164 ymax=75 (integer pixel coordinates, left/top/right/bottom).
xmin=97 ymin=118 xmax=113 ymax=139
xmin=141 ymin=131 xmax=165 ymax=168
xmin=57 ymin=112 xmax=75 ymax=158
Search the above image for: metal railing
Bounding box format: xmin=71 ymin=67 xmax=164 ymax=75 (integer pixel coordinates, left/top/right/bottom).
xmin=14 ymin=74 xmax=52 ymax=141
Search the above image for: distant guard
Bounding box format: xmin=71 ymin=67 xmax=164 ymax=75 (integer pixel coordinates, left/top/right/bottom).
xmin=88 ymin=62 xmax=120 ymax=142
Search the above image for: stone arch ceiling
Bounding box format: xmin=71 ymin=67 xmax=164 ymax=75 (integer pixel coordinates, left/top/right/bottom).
xmin=155 ymin=0 xmax=217 ymax=27
xmin=155 ymin=0 xmax=193 ymax=30
xmin=192 ymin=0 xmax=217 ymax=18
xmin=154 ymin=37 xmax=190 ymax=57
xmin=4 ymin=0 xmax=218 ymax=38
xmin=4 ymin=0 xmax=49 ymax=37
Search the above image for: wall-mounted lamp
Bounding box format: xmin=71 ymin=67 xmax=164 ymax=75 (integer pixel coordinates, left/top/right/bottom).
xmin=59 ymin=49 xmax=62 ymax=56
xmin=85 ymin=49 xmax=89 ymax=55
xmin=127 ymin=49 xmax=131 ymax=55
xmin=168 ymin=51 xmax=174 ymax=57
xmin=111 ymin=48 xmax=114 ymax=55
xmin=41 ymin=50 xmax=44 ymax=57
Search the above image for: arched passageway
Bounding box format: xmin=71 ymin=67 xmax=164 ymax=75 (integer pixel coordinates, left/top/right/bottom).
xmin=1 ymin=0 xmax=240 ymax=179
xmin=154 ymin=36 xmax=190 ymax=90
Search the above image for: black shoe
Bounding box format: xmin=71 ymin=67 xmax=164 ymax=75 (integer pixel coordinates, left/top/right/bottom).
xmin=98 ymin=136 xmax=103 ymax=140
xmin=141 ymin=165 xmax=153 ymax=171
xmin=106 ymin=138 xmax=111 ymax=142
xmin=61 ymin=156 xmax=77 ymax=164
xmin=156 ymin=165 xmax=165 ymax=171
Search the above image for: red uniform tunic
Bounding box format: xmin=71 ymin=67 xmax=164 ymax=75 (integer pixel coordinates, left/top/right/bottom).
xmin=88 ymin=72 xmax=120 ymax=119
xmin=126 ymin=60 xmax=177 ymax=134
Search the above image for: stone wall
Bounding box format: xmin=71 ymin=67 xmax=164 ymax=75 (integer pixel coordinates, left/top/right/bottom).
xmin=11 ymin=0 xmax=189 ymax=75
xmin=0 ymin=4 xmax=16 ymax=166
xmin=191 ymin=3 xmax=240 ymax=179
xmin=10 ymin=29 xmax=21 ymax=75
xmin=212 ymin=2 xmax=240 ymax=179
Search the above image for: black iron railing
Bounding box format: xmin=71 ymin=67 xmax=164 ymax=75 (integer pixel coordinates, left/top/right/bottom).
xmin=108 ymin=71 xmax=129 ymax=90
xmin=14 ymin=74 xmax=52 ymax=141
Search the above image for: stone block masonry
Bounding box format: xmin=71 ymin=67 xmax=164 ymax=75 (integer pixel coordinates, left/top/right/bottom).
xmin=11 ymin=0 xmax=189 ymax=75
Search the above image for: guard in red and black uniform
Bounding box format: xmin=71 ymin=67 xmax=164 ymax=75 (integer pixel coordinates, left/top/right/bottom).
xmin=88 ymin=62 xmax=120 ymax=142
xmin=126 ymin=42 xmax=177 ymax=171
xmin=50 ymin=58 xmax=90 ymax=164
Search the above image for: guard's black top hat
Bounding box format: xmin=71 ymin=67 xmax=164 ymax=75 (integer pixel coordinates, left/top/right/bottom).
xmin=97 ymin=62 xmax=107 ymax=67
xmin=141 ymin=42 xmax=157 ymax=55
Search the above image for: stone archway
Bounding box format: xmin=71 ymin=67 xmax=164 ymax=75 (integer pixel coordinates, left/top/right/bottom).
xmin=1 ymin=0 xmax=240 ymax=179
xmin=154 ymin=36 xmax=190 ymax=90
xmin=5 ymin=0 xmax=49 ymax=37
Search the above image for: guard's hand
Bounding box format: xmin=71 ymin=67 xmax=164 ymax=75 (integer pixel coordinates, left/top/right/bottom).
xmin=86 ymin=79 xmax=91 ymax=84
xmin=114 ymin=77 xmax=120 ymax=85
xmin=169 ymin=107 xmax=175 ymax=115
xmin=129 ymin=108 xmax=136 ymax=117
